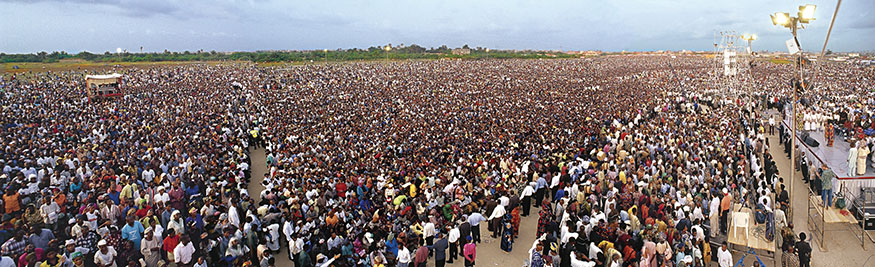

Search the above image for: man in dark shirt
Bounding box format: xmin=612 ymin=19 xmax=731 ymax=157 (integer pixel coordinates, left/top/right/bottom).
xmin=428 ymin=232 xmax=449 ymax=267
xmin=796 ymin=232 xmax=812 ymax=267
xmin=458 ymin=220 xmax=471 ymax=257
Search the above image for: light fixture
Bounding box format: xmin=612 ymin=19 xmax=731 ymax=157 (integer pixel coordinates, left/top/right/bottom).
xmin=771 ymin=12 xmax=791 ymax=27
xmin=798 ymin=4 xmax=816 ymax=23
xmin=742 ymin=34 xmax=750 ymax=40
xmin=384 ymin=46 xmax=391 ymax=51
xmin=750 ymin=34 xmax=757 ymax=40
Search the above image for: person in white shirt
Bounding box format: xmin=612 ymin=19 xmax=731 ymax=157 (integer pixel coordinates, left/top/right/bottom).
xmin=448 ymin=225 xmax=460 ymax=264
xmin=174 ymin=235 xmax=196 ymax=266
xmin=521 ymin=182 xmax=536 ymax=216
xmin=570 ymin=252 xmax=597 ymax=267
xmin=397 ymin=245 xmax=411 ymax=267
xmin=0 ymin=256 xmax=14 ymax=267
xmin=423 ymin=221 xmax=436 ymax=246
xmin=709 ymin=195 xmax=720 ymax=237
xmin=94 ymin=240 xmax=117 ymax=267
xmin=717 ymin=242 xmax=733 ymax=267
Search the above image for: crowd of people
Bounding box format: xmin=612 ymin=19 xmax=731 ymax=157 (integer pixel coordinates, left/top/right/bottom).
xmin=0 ymin=55 xmax=868 ymax=267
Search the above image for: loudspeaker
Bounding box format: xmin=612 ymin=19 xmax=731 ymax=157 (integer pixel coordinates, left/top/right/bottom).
xmin=804 ymin=135 xmax=820 ymax=147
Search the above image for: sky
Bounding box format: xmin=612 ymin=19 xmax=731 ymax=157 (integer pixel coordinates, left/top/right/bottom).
xmin=1 ymin=0 xmax=873 ymax=54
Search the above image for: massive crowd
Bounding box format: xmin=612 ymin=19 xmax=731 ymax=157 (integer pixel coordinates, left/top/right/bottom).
xmin=0 ymin=56 xmax=869 ymax=267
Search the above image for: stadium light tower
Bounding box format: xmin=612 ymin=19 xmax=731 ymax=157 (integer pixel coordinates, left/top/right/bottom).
xmin=771 ymin=4 xmax=815 ymax=224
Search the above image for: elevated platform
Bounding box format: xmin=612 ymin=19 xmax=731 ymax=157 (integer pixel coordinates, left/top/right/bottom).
xmin=726 ymin=207 xmax=776 ymax=252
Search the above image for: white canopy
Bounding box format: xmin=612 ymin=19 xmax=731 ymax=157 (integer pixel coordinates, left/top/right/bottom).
xmin=85 ymin=73 xmax=122 ymax=80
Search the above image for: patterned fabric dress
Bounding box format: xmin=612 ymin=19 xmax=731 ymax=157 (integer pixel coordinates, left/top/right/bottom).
xmin=537 ymin=204 xmax=553 ymax=237
xmin=825 ymin=124 xmax=835 ymax=147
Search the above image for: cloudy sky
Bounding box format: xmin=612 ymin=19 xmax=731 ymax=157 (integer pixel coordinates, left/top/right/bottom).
xmin=1 ymin=0 xmax=873 ymax=54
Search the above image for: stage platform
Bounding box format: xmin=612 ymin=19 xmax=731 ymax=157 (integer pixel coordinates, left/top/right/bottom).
xmin=780 ymin=110 xmax=875 ymax=178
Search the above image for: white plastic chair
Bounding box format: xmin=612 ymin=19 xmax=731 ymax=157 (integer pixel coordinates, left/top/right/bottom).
xmin=733 ymin=214 xmax=750 ymax=240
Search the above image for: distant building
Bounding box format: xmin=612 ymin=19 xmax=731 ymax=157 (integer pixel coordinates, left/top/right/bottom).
xmin=452 ymin=48 xmax=471 ymax=55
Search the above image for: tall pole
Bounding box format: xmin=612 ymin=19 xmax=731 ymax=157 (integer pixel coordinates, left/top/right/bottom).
xmin=790 ymin=18 xmax=799 ymax=223
xmin=820 ymin=0 xmax=842 ymax=58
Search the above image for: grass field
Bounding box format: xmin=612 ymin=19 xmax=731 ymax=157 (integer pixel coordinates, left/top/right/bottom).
xmin=1 ymin=58 xmax=435 ymax=73
xmin=0 ymin=59 xmax=252 ymax=73
xmin=768 ymin=58 xmax=793 ymax=64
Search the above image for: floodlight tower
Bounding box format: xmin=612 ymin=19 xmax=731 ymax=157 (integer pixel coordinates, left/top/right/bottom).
xmin=715 ymin=31 xmax=747 ymax=98
xmin=770 ymin=3 xmax=816 ymax=232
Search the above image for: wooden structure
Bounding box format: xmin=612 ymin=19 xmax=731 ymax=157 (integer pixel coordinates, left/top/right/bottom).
xmin=84 ymin=73 xmax=123 ymax=99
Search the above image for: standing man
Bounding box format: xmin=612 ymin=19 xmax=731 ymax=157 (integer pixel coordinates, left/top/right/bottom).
xmin=796 ymin=232 xmax=812 ymax=267
xmin=521 ymin=182 xmax=535 ymax=216
xmin=173 ymin=235 xmax=195 ymax=267
xmin=459 ymin=218 xmax=471 ymax=258
xmin=783 ymin=246 xmax=800 ymax=267
xmin=429 ymin=232 xmax=449 ymax=267
xmin=121 ymin=215 xmax=145 ymax=251
xmin=769 ymin=115 xmax=776 ymax=135
xmin=717 ymin=242 xmax=732 ymax=267
xmin=720 ymin=191 xmax=732 ymax=235
xmin=140 ymin=227 xmax=161 ymax=267
xmin=448 ymin=224 xmax=460 ymax=264
xmin=848 ymin=142 xmax=858 ymax=177
xmin=468 ymin=212 xmax=487 ymax=244
xmin=414 ymin=244 xmax=429 ymax=267
xmin=820 ymin=164 xmax=836 ymax=209
xmin=535 ymin=175 xmax=547 ymax=207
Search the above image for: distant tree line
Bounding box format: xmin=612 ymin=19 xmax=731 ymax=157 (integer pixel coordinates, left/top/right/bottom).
xmin=0 ymin=44 xmax=578 ymax=63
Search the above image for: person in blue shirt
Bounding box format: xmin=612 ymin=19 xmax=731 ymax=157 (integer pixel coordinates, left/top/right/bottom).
xmin=121 ymin=215 xmax=145 ymax=251
xmin=467 ymin=212 xmax=487 ymax=244
xmin=535 ymin=176 xmax=548 ymax=205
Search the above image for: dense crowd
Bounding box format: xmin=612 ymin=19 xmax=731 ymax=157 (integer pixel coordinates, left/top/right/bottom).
xmin=2 ymin=55 xmax=869 ymax=267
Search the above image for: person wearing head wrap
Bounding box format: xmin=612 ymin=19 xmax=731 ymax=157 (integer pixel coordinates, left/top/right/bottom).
xmin=140 ymin=227 xmax=161 ymax=267
xmin=224 ymin=237 xmax=249 ymax=265
xmin=168 ymin=210 xmax=185 ymax=235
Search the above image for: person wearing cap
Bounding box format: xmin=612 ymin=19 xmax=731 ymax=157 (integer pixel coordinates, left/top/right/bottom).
xmin=94 ymin=239 xmax=117 ymax=267
xmin=62 ymin=239 xmax=87 ymax=266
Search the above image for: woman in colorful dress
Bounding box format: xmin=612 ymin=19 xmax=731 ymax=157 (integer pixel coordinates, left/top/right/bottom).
xmin=825 ymin=124 xmax=835 ymax=147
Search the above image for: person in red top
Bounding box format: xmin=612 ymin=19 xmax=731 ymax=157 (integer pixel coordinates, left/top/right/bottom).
xmin=163 ymin=228 xmax=180 ymax=262
xmin=335 ymin=179 xmax=347 ymax=198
